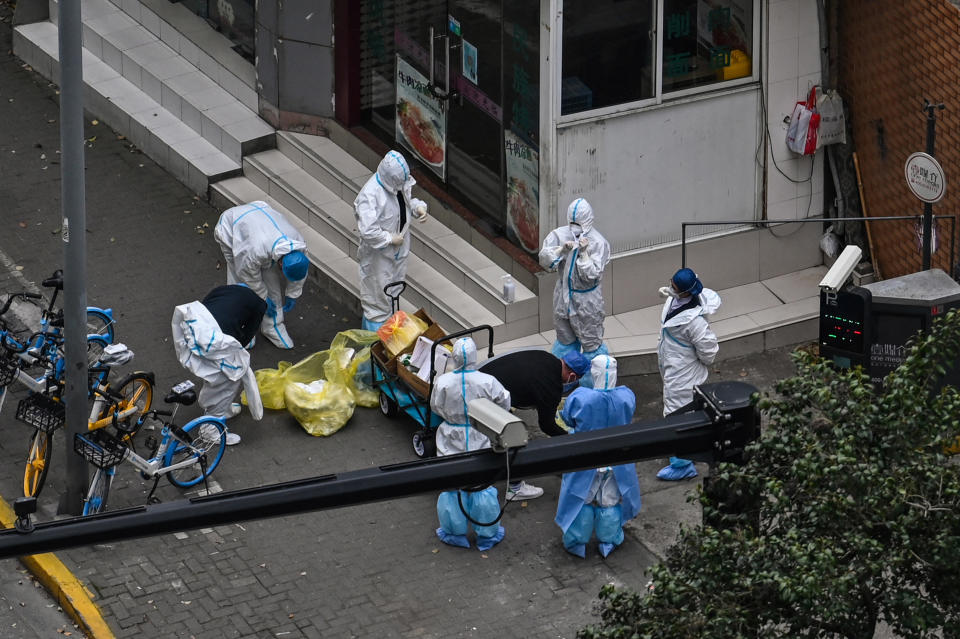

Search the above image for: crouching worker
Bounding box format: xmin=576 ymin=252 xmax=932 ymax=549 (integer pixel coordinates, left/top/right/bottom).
xmin=555 ymin=355 xmax=641 ymax=558
xmin=433 ymin=337 xmax=510 ymax=550
xmin=172 ymin=284 xmax=267 ymax=445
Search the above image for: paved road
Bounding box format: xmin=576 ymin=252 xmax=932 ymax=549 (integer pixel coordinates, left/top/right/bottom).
xmin=0 ymin=3 xmax=805 ymax=637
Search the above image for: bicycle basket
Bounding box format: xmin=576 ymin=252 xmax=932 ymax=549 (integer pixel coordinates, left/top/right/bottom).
xmin=0 ymin=351 xmax=18 ymax=387
xmin=16 ymin=393 xmax=66 ymax=433
xmin=74 ymin=431 xmax=126 ymax=469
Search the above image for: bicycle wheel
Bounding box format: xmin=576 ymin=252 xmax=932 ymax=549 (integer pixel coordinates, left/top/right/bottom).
xmin=165 ymin=418 xmax=227 ymax=488
xmin=23 ymin=430 xmax=53 ymax=498
xmin=82 ymin=467 xmax=115 ymax=515
xmin=86 ymin=308 xmax=115 ymax=344
xmin=86 ymin=335 xmax=109 ymax=369
xmin=100 ymin=372 xmax=153 ymax=434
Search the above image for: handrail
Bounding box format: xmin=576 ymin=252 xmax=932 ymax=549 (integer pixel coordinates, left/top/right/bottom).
xmin=681 ymin=215 xmax=957 ymax=279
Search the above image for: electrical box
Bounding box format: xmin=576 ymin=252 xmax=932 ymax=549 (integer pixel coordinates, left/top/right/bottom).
xmin=860 ymin=269 xmax=960 ymax=387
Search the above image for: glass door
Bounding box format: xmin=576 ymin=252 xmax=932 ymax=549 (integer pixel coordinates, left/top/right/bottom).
xmin=358 ymin=1 xmax=539 ymax=246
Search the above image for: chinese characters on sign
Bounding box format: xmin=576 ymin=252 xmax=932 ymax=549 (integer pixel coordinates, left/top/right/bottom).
xmin=396 ymin=56 xmax=447 ymax=179
xmin=504 ymin=130 xmax=540 ymax=254
xmin=904 ymin=152 xmax=946 ymax=203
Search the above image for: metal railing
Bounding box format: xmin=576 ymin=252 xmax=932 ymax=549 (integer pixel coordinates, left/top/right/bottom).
xmin=681 ymin=215 xmax=957 ymax=277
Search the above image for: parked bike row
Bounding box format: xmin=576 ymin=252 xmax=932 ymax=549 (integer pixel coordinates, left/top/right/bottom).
xmin=0 ymin=269 xmax=229 ymax=515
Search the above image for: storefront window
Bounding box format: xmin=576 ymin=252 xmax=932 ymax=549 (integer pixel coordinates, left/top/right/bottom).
xmin=561 ymin=0 xmax=655 ymax=115
xmin=561 ymin=0 xmax=755 ymax=116
xmin=662 ymin=0 xmax=753 ymax=93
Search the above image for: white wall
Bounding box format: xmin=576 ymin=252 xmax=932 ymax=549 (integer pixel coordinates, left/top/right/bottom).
xmin=764 ymin=0 xmax=824 ymax=221
xmin=554 ymin=88 xmax=763 ymax=253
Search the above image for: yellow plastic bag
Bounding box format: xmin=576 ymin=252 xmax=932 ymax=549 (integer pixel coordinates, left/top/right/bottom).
xmin=246 ymin=361 xmax=292 ymax=410
xmin=284 ymin=379 xmax=356 ymax=436
xmin=377 ymin=311 xmax=428 ymax=357
xmin=327 ymin=329 xmax=380 ymax=408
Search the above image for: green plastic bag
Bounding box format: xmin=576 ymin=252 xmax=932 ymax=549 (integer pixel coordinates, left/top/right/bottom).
xmin=284 ymin=379 xmax=356 ymax=436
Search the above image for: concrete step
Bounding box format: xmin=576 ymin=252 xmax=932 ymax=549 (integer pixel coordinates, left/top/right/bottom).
xmin=209 ymin=176 xmax=527 ymax=345
xmin=240 ymin=147 xmax=538 ymax=331
xmin=273 ymin=133 xmax=539 ymax=326
xmin=48 ymin=0 xmax=274 ymax=163
xmin=13 ymin=20 xmax=240 ymax=194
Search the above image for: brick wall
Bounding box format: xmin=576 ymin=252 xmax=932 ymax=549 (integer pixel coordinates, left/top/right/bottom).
xmin=837 ymin=0 xmax=960 ymax=278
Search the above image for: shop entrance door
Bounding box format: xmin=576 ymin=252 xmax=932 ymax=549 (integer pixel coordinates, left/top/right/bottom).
xmin=360 ymin=1 xmax=539 ymax=242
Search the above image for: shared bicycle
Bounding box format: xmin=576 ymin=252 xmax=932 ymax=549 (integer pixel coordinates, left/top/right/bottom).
xmin=76 ymin=379 xmax=229 ymax=515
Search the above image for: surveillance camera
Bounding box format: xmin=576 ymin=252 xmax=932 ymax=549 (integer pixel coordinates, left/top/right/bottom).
xmin=467 ymin=398 xmax=529 ymax=453
xmin=819 ymin=245 xmax=862 ymax=292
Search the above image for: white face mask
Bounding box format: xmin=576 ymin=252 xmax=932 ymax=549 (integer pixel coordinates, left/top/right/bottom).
xmin=569 ymin=223 xmax=583 ymax=238
xmin=658 ymin=286 xmax=679 ymax=299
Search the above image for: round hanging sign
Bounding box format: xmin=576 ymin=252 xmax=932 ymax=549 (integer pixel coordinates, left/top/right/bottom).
xmin=904 ymin=152 xmax=946 ymax=203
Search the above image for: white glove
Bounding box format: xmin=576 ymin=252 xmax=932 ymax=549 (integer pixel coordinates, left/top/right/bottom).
xmin=562 ymin=241 xmax=576 ymax=252
xmin=414 ymin=203 xmax=428 ymax=223
xmin=389 ymin=233 xmax=405 ymax=246
xmin=578 ymin=236 xmax=589 ymax=250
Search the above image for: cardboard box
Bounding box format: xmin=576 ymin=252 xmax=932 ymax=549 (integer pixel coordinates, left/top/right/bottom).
xmin=373 ymin=309 xmax=449 ymax=399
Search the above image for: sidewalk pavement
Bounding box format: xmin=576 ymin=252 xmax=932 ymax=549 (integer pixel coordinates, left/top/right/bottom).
xmin=0 ymin=4 xmax=810 ymax=637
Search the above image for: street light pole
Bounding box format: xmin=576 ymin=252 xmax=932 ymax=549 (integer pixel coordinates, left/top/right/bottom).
xmin=57 ymin=0 xmax=89 ymax=515
xmin=921 ymin=100 xmax=944 ymax=271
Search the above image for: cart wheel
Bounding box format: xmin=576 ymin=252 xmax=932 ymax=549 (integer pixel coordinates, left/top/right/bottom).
xmin=412 ymin=428 xmax=436 ymax=458
xmin=379 ymin=390 xmax=400 ymax=418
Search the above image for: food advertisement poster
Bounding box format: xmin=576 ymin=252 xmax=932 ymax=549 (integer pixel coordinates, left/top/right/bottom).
xmin=504 ymin=129 xmax=540 ymax=254
xmin=396 ymin=55 xmax=446 ymax=180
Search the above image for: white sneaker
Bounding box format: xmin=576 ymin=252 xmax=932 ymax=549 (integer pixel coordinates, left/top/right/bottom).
xmin=227 ymin=403 xmax=242 ymax=419
xmin=224 ymin=431 xmax=241 ymax=446
xmin=199 ymin=424 xmax=240 ymax=446
xmin=506 ymin=481 xmax=544 ymax=501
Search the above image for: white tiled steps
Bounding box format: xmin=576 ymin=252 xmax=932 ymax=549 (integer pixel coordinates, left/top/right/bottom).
xmin=222 ymin=142 xmax=539 ymax=337
xmin=12 ymin=0 xmax=273 ymax=193
xmin=210 ymin=175 xmax=520 ymax=343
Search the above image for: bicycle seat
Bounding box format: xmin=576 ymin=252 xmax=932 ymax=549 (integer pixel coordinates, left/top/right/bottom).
xmin=41 ymin=271 xmax=63 ymax=290
xmin=164 ymin=381 xmax=197 ymax=406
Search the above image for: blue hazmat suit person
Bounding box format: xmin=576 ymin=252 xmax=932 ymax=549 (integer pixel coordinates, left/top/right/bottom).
xmin=432 ymin=337 xmax=510 ymax=550
xmin=538 ymin=198 xmax=611 ymax=370
xmin=354 ymin=151 xmax=428 ymax=331
xmin=214 ymin=201 xmax=310 ymax=349
xmin=657 ymin=268 xmax=721 ymax=415
xmin=555 ymin=355 xmax=641 ymax=558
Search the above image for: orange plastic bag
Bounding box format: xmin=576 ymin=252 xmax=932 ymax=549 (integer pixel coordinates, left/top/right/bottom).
xmin=377 ymin=311 xmax=428 ymax=357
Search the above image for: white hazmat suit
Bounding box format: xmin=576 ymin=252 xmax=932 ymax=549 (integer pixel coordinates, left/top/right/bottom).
xmin=432 ymin=337 xmax=510 ymax=550
xmin=171 ymin=302 xmax=264 ymax=421
xmin=214 ymin=201 xmax=308 ymax=349
xmin=657 ymin=287 xmax=721 ymax=415
xmin=538 ymin=198 xmax=611 ymax=357
xmin=354 ymin=151 xmax=428 ymax=329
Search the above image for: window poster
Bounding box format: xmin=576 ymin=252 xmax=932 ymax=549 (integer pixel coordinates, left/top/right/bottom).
xmin=462 ymin=39 xmax=478 ymax=85
xmin=504 ymin=129 xmax=540 ymax=254
xmin=395 ymin=55 xmax=447 ymax=180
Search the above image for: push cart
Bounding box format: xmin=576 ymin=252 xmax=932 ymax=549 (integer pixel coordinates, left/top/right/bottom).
xmin=369 ymin=282 xmax=494 ymax=458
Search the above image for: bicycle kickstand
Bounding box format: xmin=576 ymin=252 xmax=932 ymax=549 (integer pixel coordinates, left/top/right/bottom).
xmin=144 ymin=476 xmax=162 ymax=505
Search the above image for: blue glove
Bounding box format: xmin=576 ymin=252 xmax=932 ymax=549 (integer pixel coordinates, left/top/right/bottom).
xmin=282 ymin=296 xmax=296 ymax=313
xmin=265 ymin=297 xmax=277 ymax=318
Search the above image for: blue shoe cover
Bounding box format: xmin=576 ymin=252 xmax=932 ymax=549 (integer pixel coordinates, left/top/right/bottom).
xmin=362 ymin=316 xmax=384 ymax=332
xmin=475 ymin=525 xmax=505 ymax=551
xmin=657 ymin=457 xmax=698 ymax=480
xmin=551 ymin=340 xmax=581 ymax=359
xmin=436 ymin=528 xmax=471 ymax=548
xmin=598 ymin=542 xmax=616 ymax=558
xmin=564 ymin=542 xmax=587 ymax=558
xmin=581 ymin=343 xmax=609 ymax=360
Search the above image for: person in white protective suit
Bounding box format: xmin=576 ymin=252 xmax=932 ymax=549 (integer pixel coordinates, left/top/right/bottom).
xmin=432 ymin=337 xmax=510 ymax=550
xmin=538 ymin=198 xmax=611 ymax=369
xmin=171 ymin=284 xmax=266 ymax=445
xmin=354 ymin=151 xmax=428 ymax=331
xmin=213 ymin=201 xmax=310 ymax=350
xmin=657 ymin=268 xmax=721 ymax=416
xmin=555 ymin=355 xmax=641 ymax=558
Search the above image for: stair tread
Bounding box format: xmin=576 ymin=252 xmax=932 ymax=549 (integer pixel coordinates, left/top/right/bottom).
xmin=211 ymin=177 xmax=503 ymax=330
